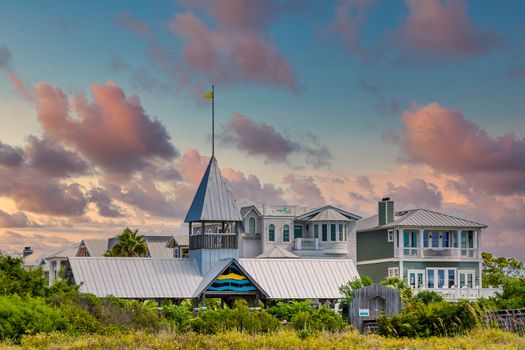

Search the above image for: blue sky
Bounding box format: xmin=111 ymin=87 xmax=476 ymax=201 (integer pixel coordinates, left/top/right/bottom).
xmin=0 ymin=0 xmax=524 ymax=259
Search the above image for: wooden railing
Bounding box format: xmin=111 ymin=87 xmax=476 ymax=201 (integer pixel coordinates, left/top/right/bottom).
xmin=189 ymin=233 xmax=238 ymax=250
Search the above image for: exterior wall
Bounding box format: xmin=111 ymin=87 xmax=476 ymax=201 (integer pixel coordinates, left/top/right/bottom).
xmin=190 ymin=248 xmax=239 ymax=275
xmin=261 ymin=216 xmax=295 ymax=253
xmin=348 ymin=221 xmax=357 ymax=261
xmin=239 ymin=236 xmax=262 ymax=258
xmin=357 ymin=229 xmax=393 ymax=261
xmin=357 ymin=261 xmax=399 ymax=283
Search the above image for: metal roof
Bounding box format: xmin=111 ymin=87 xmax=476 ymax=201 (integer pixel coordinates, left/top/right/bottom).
xmin=184 ymin=156 xmax=243 ymax=223
xmin=166 ymin=234 xmax=189 ymax=248
xmin=46 ymin=244 xmax=80 ymax=259
xmin=238 ymin=259 xmax=360 ymax=300
xmin=295 ymin=205 xmax=361 ymax=222
xmin=308 ymin=208 xmax=351 ymax=222
xmin=357 ymin=208 xmax=487 ymax=231
xmin=256 ymin=246 xmax=299 ymax=259
xmin=146 ymin=242 xmax=173 ymax=259
xmin=81 ymin=239 xmax=109 ymax=257
xmin=68 ymin=257 xmax=202 ymax=299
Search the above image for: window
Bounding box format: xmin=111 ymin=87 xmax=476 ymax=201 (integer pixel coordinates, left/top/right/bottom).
xmin=294 ymin=225 xmax=303 ymax=239
xmin=432 ymin=232 xmax=439 ymax=248
xmin=339 ymin=224 xmax=344 ymax=241
xmin=283 ymin=225 xmax=289 ymax=242
xmin=330 ymin=224 xmax=336 ymax=241
xmin=248 ymin=217 xmax=255 ymax=235
xmin=424 ymin=231 xmax=430 ymax=247
xmin=427 ymin=268 xmax=457 ymax=288
xmin=322 ymin=224 xmax=327 ymax=241
xmin=314 ymin=224 xmax=319 ymax=239
xmin=388 ymin=267 xmax=399 ymax=278
xmin=269 ymin=224 xmax=275 ymax=241
xmin=388 ymin=229 xmax=394 ymax=242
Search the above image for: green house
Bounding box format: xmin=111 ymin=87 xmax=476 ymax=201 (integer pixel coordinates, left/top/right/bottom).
xmin=355 ymin=198 xmax=498 ymax=301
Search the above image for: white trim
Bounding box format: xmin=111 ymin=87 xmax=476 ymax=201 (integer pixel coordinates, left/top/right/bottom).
xmin=357 ymin=258 xmax=397 ymax=265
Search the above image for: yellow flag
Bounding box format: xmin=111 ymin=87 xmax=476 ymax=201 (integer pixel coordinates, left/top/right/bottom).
xmin=202 ymin=91 xmax=214 ymax=100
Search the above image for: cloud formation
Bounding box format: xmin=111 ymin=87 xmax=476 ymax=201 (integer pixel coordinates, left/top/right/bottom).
xmin=6 ymin=72 xmax=34 ymax=102
xmin=0 ymin=45 xmax=11 ymax=69
xmin=35 ymin=81 xmax=178 ymax=177
xmin=222 ymin=168 xmax=284 ymax=204
xmin=219 ymin=113 xmax=331 ymax=168
xmin=169 ymin=0 xmax=297 ymax=89
xmin=283 ymin=174 xmax=325 ymax=207
xmin=0 ymin=141 xmax=23 ymax=167
xmin=401 ymin=103 xmax=525 ymax=195
xmin=0 ymin=210 xmax=32 ymax=227
xmin=395 ymin=0 xmax=501 ymax=58
xmin=386 ymin=178 xmax=443 ymax=209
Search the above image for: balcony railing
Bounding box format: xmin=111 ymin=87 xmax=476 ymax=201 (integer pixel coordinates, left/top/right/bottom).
xmin=189 ymin=233 xmax=238 ymax=250
xmin=414 ymin=287 xmax=501 ymax=302
xmin=395 ymin=248 xmax=479 ymax=258
xmin=294 ymin=238 xmax=319 ymax=250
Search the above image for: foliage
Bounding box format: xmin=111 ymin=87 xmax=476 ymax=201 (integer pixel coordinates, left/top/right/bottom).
xmin=267 ymin=300 xmax=315 ymax=321
xmin=496 ymin=277 xmax=525 ymax=309
xmin=338 ymin=276 xmax=373 ymax=318
xmin=0 ymin=256 xmax=47 ymax=297
xmin=482 ymin=252 xmax=524 ymax=287
xmin=377 ymin=299 xmax=484 ymax=338
xmin=11 ymin=329 xmax=525 ymax=350
xmin=104 ymin=228 xmax=148 ymax=257
xmin=380 ymin=276 xmax=413 ymax=303
xmin=414 ymin=290 xmax=444 ymax=305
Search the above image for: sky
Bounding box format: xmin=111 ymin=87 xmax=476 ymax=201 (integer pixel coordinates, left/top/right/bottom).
xmin=0 ymin=0 xmax=524 ymax=260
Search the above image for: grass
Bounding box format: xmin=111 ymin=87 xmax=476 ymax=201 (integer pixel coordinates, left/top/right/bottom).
xmin=1 ymin=329 xmax=524 ymax=350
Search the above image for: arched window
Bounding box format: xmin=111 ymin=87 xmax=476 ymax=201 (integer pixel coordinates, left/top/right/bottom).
xmin=269 ymin=224 xmax=275 ymax=241
xmin=283 ymin=225 xmax=290 ymax=242
xmin=249 ymin=217 xmax=256 ymax=235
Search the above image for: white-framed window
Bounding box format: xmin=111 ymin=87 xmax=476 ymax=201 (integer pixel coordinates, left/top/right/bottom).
xmin=388 ymin=229 xmax=394 ymax=242
xmin=388 ymin=267 xmax=399 ymax=278
xmin=426 ymin=267 xmax=457 ymax=288
xmin=248 ymin=217 xmax=256 ymax=235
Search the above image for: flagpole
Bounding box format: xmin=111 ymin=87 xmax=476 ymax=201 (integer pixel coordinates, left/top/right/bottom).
xmin=212 ymin=84 xmax=215 ymax=158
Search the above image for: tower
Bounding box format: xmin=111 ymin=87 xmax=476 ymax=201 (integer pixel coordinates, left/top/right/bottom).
xmin=185 ymin=156 xmax=243 ymax=275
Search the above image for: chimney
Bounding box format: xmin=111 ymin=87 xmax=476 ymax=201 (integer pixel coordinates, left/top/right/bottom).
xmin=22 ymin=246 xmax=33 ymax=257
xmin=378 ymin=198 xmax=394 ymax=226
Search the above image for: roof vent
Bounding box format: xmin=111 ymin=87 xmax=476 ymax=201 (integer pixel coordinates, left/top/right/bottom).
xmin=22 ymin=246 xmax=33 ymax=257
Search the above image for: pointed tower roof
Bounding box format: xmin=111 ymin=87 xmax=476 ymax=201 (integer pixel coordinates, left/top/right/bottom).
xmin=184 ymin=156 xmax=242 ymax=222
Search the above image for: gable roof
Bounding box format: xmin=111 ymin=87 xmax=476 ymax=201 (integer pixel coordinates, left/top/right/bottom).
xmin=185 ymin=156 xmax=242 ymax=222
xmin=69 ymin=257 xmax=202 ymax=299
xmin=146 ymin=242 xmax=173 ymax=259
xmin=166 ymin=234 xmax=189 ymax=248
xmin=295 ymin=205 xmax=361 ymax=222
xmin=80 ymin=239 xmax=108 ymax=257
xmin=46 ymin=244 xmax=80 ymax=259
xmin=309 ymin=208 xmax=351 ymax=222
xmin=356 ymin=208 xmax=486 ymax=232
xmin=240 ymin=205 xmax=262 ymax=218
xmin=239 ymin=259 xmax=359 ymax=300
xmin=192 ymin=258 xmax=269 ymax=298
xmin=257 ymin=246 xmax=299 ymax=259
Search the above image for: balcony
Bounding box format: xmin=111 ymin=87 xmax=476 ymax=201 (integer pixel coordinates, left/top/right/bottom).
xmin=189 ymin=233 xmax=238 ymax=250
xmin=294 ymin=238 xmax=319 ymax=250
xmin=414 ymin=287 xmax=501 ymax=302
xmin=395 ymin=247 xmax=479 ymax=259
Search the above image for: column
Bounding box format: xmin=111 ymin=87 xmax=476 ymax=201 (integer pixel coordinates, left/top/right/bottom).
xmin=419 ymin=229 xmax=424 ymax=258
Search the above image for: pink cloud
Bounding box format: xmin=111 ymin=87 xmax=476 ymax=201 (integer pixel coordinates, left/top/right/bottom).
xmin=177 ymin=148 xmax=210 ymax=185
xmin=283 ymin=174 xmax=325 ymax=207
xmin=35 ymin=81 xmax=178 ymax=177
xmin=117 ymin=11 xmax=154 ymax=39
xmin=401 ymin=103 xmax=525 ymax=194
xmin=169 ymin=1 xmax=297 ymax=89
xmin=6 ymin=72 xmax=34 ymax=102
xmin=396 ymin=0 xmax=500 ymax=57
xmin=386 ymin=178 xmax=443 ymax=209
xmin=0 ymin=210 xmax=32 ymax=227
xmin=222 ymin=167 xmax=284 ymax=204
xmin=219 ymin=113 xmax=331 ymax=168
xmin=329 ymin=0 xmax=377 ymax=60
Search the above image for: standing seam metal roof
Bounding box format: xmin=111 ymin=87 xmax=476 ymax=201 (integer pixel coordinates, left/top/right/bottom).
xmin=184 ymin=156 xmax=242 ymax=222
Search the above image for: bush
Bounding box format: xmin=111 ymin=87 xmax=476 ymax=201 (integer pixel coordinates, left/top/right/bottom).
xmin=377 ymin=299 xmax=483 ymax=338
xmin=0 ymin=256 xmax=47 ymax=297
xmin=267 ymin=300 xmax=315 ymax=321
xmin=415 ymin=291 xmax=444 ymax=305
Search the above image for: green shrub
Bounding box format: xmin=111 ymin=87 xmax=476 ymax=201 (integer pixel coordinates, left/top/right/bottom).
xmin=0 ymin=256 xmax=47 ymax=297
xmin=267 ymin=300 xmax=315 ymax=321
xmin=415 ymin=291 xmax=444 ymax=305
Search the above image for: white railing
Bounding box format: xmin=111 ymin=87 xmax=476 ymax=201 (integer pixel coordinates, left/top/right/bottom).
xmin=395 ymin=248 xmax=479 ymax=258
xmin=414 ymin=287 xmax=501 ymax=302
xmin=294 ymin=238 xmax=319 ymax=250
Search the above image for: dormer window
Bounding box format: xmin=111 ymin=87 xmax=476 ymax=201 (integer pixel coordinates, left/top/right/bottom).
xmin=249 ymin=217 xmax=256 ymax=235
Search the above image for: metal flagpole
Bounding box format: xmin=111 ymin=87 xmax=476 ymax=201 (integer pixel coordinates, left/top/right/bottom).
xmin=212 ymin=84 xmax=215 ymax=157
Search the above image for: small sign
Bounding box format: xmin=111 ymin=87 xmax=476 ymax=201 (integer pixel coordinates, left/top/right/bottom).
xmin=359 ymin=308 xmax=370 ymax=317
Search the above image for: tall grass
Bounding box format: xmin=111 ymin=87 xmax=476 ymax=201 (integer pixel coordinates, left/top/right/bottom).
xmin=1 ymin=329 xmax=523 ymax=350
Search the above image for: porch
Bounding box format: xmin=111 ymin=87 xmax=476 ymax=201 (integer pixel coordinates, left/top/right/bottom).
xmin=414 ymin=286 xmax=501 ymax=302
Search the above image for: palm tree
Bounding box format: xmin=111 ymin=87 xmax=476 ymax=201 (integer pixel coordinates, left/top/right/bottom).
xmin=105 ymin=228 xmax=149 ymax=257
